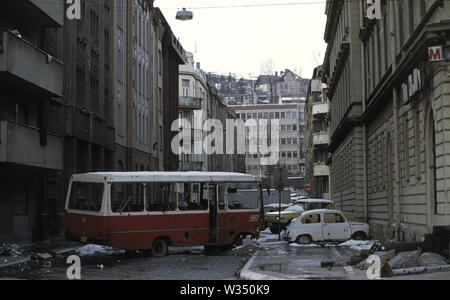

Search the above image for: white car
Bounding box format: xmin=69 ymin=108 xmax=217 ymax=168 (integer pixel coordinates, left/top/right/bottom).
xmin=284 ymin=209 xmax=369 ymax=245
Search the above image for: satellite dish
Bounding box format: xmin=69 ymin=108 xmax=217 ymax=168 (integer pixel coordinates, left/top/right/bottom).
xmin=176 ymin=8 xmax=193 ymax=21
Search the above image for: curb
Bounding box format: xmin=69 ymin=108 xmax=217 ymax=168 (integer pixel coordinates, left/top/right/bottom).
xmin=239 ymin=251 xmax=283 ymax=280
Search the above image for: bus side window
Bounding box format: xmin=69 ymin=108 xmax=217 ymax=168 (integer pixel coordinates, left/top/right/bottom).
xmin=200 ymin=184 xmax=209 ymax=210
xmin=111 ymin=183 xmax=145 ymax=213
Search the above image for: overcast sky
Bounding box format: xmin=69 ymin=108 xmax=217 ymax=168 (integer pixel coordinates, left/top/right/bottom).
xmin=155 ymin=0 xmax=327 ymax=80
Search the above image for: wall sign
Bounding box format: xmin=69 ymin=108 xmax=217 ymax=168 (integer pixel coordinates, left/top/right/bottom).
xmin=400 ymin=65 xmax=428 ymax=105
xmin=429 ymin=45 xmax=450 ymax=62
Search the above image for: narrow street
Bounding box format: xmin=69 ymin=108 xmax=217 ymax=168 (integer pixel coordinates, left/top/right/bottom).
xmin=0 ymin=241 xmax=258 ymax=280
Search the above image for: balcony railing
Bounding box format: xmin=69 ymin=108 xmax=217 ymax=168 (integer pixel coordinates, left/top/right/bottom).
xmin=0 ymin=1 xmax=63 ymax=28
xmin=0 ymin=31 xmax=63 ymax=97
xmin=312 ymin=131 xmax=330 ymax=147
xmin=179 ymin=96 xmax=203 ymax=110
xmin=0 ymin=120 xmax=63 ymax=170
xmin=312 ymin=102 xmax=329 ymax=118
xmin=313 ymin=163 xmax=330 ymax=177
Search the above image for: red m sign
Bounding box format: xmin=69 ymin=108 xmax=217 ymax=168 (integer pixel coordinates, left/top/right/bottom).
xmin=429 ymin=46 xmax=443 ymax=62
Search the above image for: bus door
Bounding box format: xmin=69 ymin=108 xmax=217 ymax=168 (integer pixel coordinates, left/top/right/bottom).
xmin=216 ymin=185 xmax=228 ymax=245
xmin=208 ymin=184 xmax=218 ymax=244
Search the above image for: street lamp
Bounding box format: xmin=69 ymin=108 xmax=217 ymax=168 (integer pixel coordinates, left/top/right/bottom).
xmin=176 ymin=8 xmax=194 ymax=21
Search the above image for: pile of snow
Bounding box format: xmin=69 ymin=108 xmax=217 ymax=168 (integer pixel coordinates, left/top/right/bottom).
xmin=417 ymin=252 xmax=448 ymax=267
xmin=338 ymin=240 xmax=376 ymax=251
xmin=75 ymin=244 xmax=125 ymax=257
xmin=289 ymin=243 xmax=320 ymax=248
xmin=388 ymin=250 xmax=448 ymax=269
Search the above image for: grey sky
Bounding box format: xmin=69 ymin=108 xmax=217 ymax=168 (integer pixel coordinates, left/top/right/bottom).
xmin=155 ymin=0 xmax=327 ymax=79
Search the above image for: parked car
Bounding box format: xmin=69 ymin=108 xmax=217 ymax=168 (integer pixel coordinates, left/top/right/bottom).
xmin=284 ymin=209 xmax=370 ymax=245
xmin=264 ymin=199 xmax=335 ymax=234
xmin=264 ymin=203 xmax=291 ymax=213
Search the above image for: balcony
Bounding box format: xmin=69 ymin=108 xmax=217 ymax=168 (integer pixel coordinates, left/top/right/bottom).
xmin=179 ymin=97 xmax=203 ymax=110
xmin=313 ymin=132 xmax=330 ymax=147
xmin=312 ymin=102 xmax=329 ymax=118
xmin=0 ymin=120 xmax=63 ymax=170
xmin=313 ymin=164 xmax=330 ymax=177
xmin=0 ymin=31 xmax=63 ymax=97
xmin=0 ymin=0 xmax=63 ymax=28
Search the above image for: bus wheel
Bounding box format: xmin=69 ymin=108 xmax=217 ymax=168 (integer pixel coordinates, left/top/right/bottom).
xmin=233 ymin=234 xmax=244 ymax=247
xmin=152 ymin=238 xmax=169 ymax=257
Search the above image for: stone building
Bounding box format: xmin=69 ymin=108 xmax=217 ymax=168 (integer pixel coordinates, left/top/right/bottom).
xmin=323 ymin=0 xmax=450 ymax=246
xmin=113 ymin=2 xmax=186 ymax=175
xmin=322 ymin=0 xmax=366 ymax=221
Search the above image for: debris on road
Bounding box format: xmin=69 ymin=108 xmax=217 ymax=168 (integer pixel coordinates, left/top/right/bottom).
xmin=0 ymin=244 xmax=22 ymax=258
xmin=417 ymin=252 xmax=447 ymax=267
xmin=388 ymin=249 xmax=421 ymax=269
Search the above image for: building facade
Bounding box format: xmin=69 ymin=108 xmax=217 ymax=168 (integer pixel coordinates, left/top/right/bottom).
xmin=0 ymin=0 xmax=65 ymax=241
xmin=323 ymin=0 xmax=450 ymax=246
xmin=322 ymin=0 xmax=365 ymax=221
xmin=305 ymin=66 xmax=331 ymax=200
xmin=178 ymin=52 xmax=208 ymax=171
xmin=231 ymin=104 xmax=305 ymax=179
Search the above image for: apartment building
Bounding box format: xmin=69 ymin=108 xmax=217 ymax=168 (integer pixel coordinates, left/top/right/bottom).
xmin=155 ymin=8 xmax=187 ymax=172
xmin=113 ymin=0 xmax=159 ymax=174
xmin=0 ymin=0 xmax=65 ymax=241
xmin=322 ymin=0 xmax=365 ymax=221
xmin=231 ymin=104 xmax=305 ymax=179
xmin=305 ymin=66 xmax=331 ymax=200
xmin=178 ymin=52 xmax=208 ymax=171
xmin=323 ymin=0 xmax=450 ymax=246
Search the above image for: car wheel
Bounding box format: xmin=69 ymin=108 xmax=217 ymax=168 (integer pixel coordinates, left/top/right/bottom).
xmin=269 ymin=226 xmax=280 ymax=234
xmin=295 ymin=235 xmax=312 ymax=245
xmin=352 ymin=232 xmax=369 ymax=241
xmin=152 ymin=238 xmax=169 ymax=257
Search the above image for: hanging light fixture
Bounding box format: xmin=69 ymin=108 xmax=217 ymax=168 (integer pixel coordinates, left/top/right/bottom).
xmin=176 ymin=8 xmax=193 ymax=21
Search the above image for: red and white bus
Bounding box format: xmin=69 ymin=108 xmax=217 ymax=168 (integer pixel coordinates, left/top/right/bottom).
xmin=65 ymin=172 xmax=263 ymax=256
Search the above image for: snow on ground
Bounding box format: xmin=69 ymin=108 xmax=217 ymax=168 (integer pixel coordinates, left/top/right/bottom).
xmin=75 ymin=245 xmax=125 ymax=257
xmin=337 ymin=240 xmax=377 ymax=251
xmin=169 ymin=246 xmax=204 ymax=254
xmin=289 ymin=243 xmax=321 ymax=248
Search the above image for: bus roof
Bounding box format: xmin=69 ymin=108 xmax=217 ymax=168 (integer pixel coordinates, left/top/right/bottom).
xmin=71 ymin=172 xmax=260 ymax=184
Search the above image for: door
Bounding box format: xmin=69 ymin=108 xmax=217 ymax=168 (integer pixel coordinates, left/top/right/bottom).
xmin=323 ymin=213 xmax=350 ymax=241
xmin=208 ymin=184 xmax=218 ymax=244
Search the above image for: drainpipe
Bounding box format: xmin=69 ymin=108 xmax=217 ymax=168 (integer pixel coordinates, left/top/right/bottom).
xmin=360 ymin=0 xmax=369 ymax=224
xmin=389 ymin=0 xmax=402 ymax=241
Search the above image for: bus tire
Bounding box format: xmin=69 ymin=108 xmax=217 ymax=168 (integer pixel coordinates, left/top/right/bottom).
xmin=233 ymin=234 xmax=244 ymax=247
xmin=152 ymin=238 xmax=169 ymax=257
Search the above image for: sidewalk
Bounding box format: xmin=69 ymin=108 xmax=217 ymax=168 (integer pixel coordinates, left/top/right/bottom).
xmin=240 ymin=234 xmax=450 ymax=280
xmin=0 ymin=238 xmax=83 ymax=270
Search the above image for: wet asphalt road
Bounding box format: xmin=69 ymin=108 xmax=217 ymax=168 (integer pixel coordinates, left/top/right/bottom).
xmin=0 ymin=243 xmax=257 ymax=280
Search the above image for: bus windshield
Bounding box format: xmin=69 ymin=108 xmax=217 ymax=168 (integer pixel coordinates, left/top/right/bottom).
xmin=227 ymin=183 xmax=260 ymax=210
